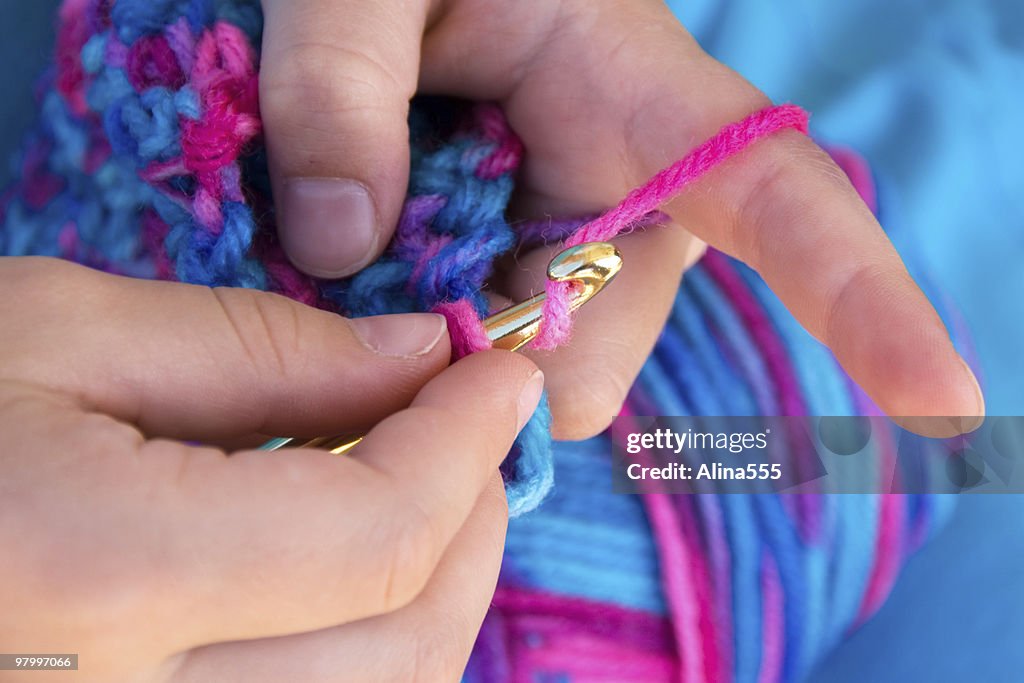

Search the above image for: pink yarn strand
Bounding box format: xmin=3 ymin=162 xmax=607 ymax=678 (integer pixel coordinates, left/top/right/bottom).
xmin=757 ymin=553 xmax=785 ymax=683
xmin=434 ymin=299 xmax=492 ymax=359
xmin=530 ymin=104 xmax=810 ymax=350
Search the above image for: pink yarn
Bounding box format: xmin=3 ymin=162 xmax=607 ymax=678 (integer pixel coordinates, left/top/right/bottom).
xmin=621 ymin=406 xmax=706 ymax=683
xmin=434 ymin=299 xmax=492 ymax=359
xmin=757 ymin=555 xmax=785 ymax=683
xmin=126 ymin=34 xmax=186 ymax=90
xmin=491 ymin=587 xmax=680 ymax=681
xmin=475 ymin=104 xmax=525 ymax=180
xmin=644 ymin=491 xmax=704 ymax=683
xmin=529 ymin=104 xmax=810 ymax=351
xmin=180 ymin=23 xmax=260 ymax=179
xmin=176 ymin=22 xmax=260 ymax=235
xmin=694 ymin=495 xmax=735 ymax=673
xmin=55 ymin=0 xmax=92 ymax=117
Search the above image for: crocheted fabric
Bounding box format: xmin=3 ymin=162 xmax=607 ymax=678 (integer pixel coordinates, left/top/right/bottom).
xmin=2 ymin=0 xmax=559 ymax=513
xmin=0 ymin=1 xmax=974 ymax=680
xmin=0 ymin=0 xmax=810 ymax=516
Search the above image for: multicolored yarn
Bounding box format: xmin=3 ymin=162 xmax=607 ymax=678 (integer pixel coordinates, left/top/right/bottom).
xmin=483 ymin=217 xmax=968 ymax=681
xmin=0 ymin=1 xmax=969 ymax=681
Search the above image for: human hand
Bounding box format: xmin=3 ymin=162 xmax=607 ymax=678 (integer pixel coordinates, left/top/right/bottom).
xmin=259 ymin=0 xmax=984 ymax=438
xmin=0 ymin=257 xmax=543 ymax=682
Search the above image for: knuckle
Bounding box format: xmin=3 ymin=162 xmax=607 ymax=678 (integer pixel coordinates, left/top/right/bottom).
xmin=210 ymin=287 xmax=302 ymax=382
xmin=72 ymin=411 xmax=146 ymax=459
xmin=391 ymin=403 xmax=476 ymax=452
xmin=733 ymin=151 xmax=791 ymax=268
xmin=739 ymin=139 xmax=845 ymax=269
xmin=373 ymin=479 xmax=444 ymax=613
xmin=261 ymin=42 xmax=410 ymax=126
xmin=820 ymin=258 xmax=910 ymax=362
xmin=821 ymin=259 xmax=888 ymax=353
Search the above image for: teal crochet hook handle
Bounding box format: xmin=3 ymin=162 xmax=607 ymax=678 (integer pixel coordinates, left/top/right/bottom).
xmin=258 ymin=241 xmax=623 ymax=454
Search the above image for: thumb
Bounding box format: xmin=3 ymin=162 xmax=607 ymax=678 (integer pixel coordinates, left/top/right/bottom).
xmin=259 ymin=0 xmax=428 ymax=278
xmin=0 ymin=257 xmax=451 ymax=441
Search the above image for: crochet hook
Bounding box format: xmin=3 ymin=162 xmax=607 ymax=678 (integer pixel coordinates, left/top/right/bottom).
xmin=259 ymin=241 xmax=623 ymax=454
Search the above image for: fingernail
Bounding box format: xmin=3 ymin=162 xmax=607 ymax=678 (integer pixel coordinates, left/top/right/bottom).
xmin=958 ymin=357 xmax=986 ymax=432
xmin=349 ymin=313 xmax=447 ymax=358
xmin=279 ymin=178 xmax=379 ymax=278
xmin=516 ymin=370 xmax=545 ymax=432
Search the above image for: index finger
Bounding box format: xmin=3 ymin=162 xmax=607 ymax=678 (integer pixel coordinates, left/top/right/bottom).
xmin=422 ymin=1 xmax=983 ymax=433
xmin=665 ymin=127 xmax=984 ymax=430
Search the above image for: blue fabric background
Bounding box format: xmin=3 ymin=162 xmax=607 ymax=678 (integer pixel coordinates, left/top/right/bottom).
xmin=2 ymin=1 xmax=1021 ymax=680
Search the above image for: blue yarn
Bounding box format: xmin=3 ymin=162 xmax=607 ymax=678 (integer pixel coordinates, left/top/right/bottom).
xmin=826 ymin=494 xmax=877 ymax=648
xmin=726 ymin=264 xmax=858 ymax=672
xmin=86 ymin=68 xmax=135 ymax=119
xmin=736 ymin=266 xmax=855 ymax=417
xmin=503 ymin=393 xmax=555 ymax=517
xmin=41 ymin=92 xmax=89 ymax=172
xmin=637 ymin=354 xmax=691 ymax=416
xmin=80 ymin=34 xmax=108 ymax=75
xmin=720 ymin=493 xmax=761 ymax=682
xmin=332 ymin=260 xmax=417 ymax=317
xmin=503 ymin=434 xmax=665 ymax=614
xmin=111 ymin=0 xmax=216 ymax=43
xmin=686 ymin=268 xmax=777 ymax=413
xmin=174 ymin=87 xmax=202 ymax=120
xmin=165 ymin=201 xmax=265 ymax=288
xmin=671 ymin=289 xmax=754 ymax=414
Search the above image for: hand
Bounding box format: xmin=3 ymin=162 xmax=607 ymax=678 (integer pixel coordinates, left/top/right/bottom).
xmin=0 ymin=257 xmax=543 ymax=682
xmin=259 ymin=0 xmax=984 ymax=438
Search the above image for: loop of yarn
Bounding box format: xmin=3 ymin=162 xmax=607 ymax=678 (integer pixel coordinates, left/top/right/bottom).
xmin=532 ymin=104 xmax=810 ymax=350
xmin=0 ymin=2 xmax=973 ymax=680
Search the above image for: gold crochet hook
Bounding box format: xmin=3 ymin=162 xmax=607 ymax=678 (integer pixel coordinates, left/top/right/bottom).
xmin=259 ymin=241 xmax=623 ymax=454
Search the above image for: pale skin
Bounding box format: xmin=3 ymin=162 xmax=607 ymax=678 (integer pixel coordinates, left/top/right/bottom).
xmin=0 ymin=0 xmax=983 ymax=681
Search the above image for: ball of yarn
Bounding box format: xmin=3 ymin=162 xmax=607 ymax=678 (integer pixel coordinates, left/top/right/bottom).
xmin=0 ymin=1 xmax=971 ymax=680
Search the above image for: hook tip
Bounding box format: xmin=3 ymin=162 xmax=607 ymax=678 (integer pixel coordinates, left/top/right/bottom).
xmin=547 ymin=241 xmax=623 ymax=286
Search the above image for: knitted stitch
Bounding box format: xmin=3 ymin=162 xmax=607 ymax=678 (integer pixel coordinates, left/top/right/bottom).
xmin=0 ymin=2 xmax=971 ymax=681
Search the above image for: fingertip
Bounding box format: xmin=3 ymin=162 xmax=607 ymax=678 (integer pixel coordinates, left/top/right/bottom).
xmin=865 ymin=334 xmax=986 ymax=438
xmin=448 ymin=348 xmax=543 ymax=387
xmin=544 ymin=372 xmax=623 ymax=441
xmin=891 ymin=356 xmax=985 ymax=437
xmin=958 ymin=356 xmax=987 ymax=430
xmin=413 ymin=349 xmax=543 ymax=439
xmin=258 ymin=2 xmax=419 ymax=280
xmin=515 ymin=369 xmax=545 ymax=433
xmin=277 ymin=177 xmax=384 ymax=278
